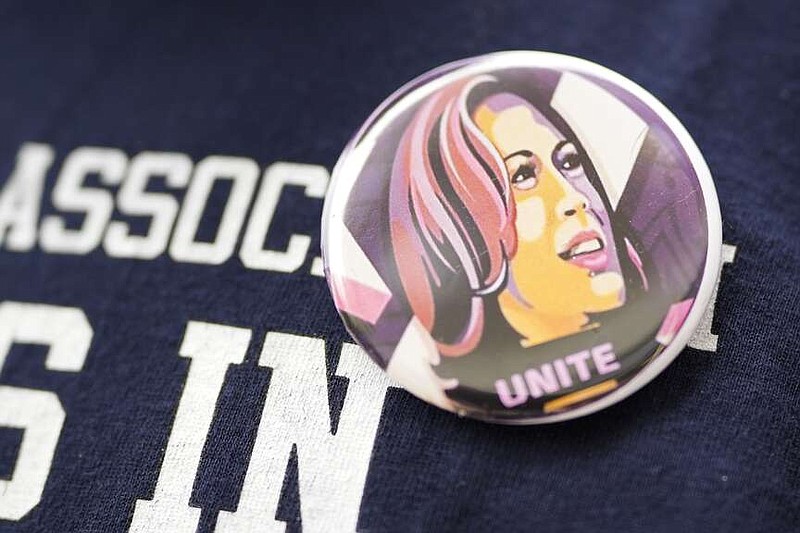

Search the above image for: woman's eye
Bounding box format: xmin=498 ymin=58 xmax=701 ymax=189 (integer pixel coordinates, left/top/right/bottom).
xmin=511 ymin=164 xmax=538 ymax=190
xmin=561 ymin=153 xmax=581 ymax=170
xmin=553 ymin=141 xmax=583 ymax=177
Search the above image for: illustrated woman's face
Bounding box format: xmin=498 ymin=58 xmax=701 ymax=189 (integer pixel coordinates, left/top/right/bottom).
xmin=474 ymin=99 xmax=624 ymax=317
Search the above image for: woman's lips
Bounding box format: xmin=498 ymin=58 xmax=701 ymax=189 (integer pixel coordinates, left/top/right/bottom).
xmin=557 ymin=230 xmax=609 ymax=272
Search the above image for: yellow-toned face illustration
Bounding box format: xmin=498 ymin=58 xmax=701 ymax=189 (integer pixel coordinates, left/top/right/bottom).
xmin=474 ymin=102 xmax=624 ymax=346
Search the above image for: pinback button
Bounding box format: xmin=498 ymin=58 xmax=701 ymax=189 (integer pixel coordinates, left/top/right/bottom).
xmin=321 ymin=51 xmax=722 ymax=423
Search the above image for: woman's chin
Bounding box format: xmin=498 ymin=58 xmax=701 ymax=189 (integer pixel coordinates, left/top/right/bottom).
xmin=588 ymin=271 xmax=625 ymax=309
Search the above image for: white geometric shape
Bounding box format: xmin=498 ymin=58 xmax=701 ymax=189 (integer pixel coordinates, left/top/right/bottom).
xmin=551 ymin=72 xmax=648 ymax=210
xmin=386 ymin=318 xmax=457 ymax=411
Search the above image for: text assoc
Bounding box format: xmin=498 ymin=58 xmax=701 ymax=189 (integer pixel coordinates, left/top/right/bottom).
xmin=0 ymin=143 xmax=328 ymax=275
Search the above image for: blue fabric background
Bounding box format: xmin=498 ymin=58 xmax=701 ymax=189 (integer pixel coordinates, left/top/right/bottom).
xmin=0 ymin=1 xmax=797 ymax=531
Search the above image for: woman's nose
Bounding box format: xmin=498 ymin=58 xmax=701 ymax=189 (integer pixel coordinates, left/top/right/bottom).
xmin=557 ymin=191 xmax=589 ymax=220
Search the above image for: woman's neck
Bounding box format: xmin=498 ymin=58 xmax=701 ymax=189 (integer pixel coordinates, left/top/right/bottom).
xmin=497 ymin=289 xmax=590 ymax=348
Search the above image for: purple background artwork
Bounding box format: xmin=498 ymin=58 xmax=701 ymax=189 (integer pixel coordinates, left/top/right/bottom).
xmin=341 ymin=66 xmax=708 ymax=368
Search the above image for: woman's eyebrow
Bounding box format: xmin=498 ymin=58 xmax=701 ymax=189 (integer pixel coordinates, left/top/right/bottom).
xmin=503 ymin=149 xmax=533 ymax=161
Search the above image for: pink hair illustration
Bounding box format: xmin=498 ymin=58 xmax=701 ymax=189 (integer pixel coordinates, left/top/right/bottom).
xmin=389 ymin=76 xmax=518 ymax=356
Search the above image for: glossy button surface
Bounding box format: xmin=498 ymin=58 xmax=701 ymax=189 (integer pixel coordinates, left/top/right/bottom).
xmin=322 ymin=51 xmax=722 ymax=423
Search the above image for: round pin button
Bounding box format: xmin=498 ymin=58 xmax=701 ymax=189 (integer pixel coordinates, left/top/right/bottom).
xmin=322 ymin=51 xmax=722 ymax=423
